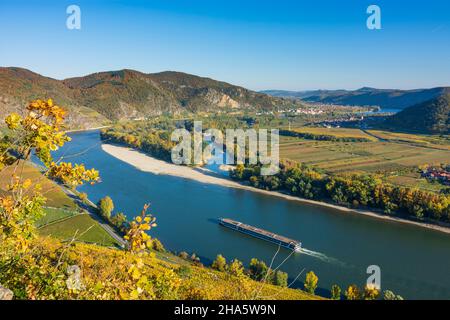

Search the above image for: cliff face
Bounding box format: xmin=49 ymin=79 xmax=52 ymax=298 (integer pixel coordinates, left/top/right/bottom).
xmin=0 ymin=68 xmax=302 ymax=127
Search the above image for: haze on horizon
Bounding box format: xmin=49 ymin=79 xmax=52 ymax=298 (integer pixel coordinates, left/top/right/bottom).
xmin=0 ymin=0 xmax=449 ymax=91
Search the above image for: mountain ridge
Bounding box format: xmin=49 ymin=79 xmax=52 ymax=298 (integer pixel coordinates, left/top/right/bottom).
xmin=0 ymin=67 xmax=301 ymax=128
xmin=262 ymin=87 xmax=450 ymax=109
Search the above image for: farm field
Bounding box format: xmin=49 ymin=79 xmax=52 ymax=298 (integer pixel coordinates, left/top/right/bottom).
xmin=36 ymin=207 xmax=79 ymax=228
xmin=367 ymin=130 xmax=450 ymax=150
xmin=285 ymin=127 xmax=378 ymax=141
xmin=0 ymin=163 xmax=77 ymax=209
xmin=38 ymin=214 xmax=119 ymax=247
xmin=280 ymin=128 xmax=450 ymax=191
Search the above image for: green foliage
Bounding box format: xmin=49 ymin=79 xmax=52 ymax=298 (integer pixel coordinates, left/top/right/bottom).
xmin=387 ymin=93 xmax=450 ymax=134
xmin=364 ymin=285 xmax=380 ymax=300
xmin=211 ymin=254 xmax=227 ymax=272
xmin=304 ymin=271 xmax=318 ymax=295
xmin=78 ymin=192 xmax=88 ymax=204
xmin=98 ymin=196 xmax=114 ymax=220
xmin=151 ymin=238 xmax=165 ymax=252
xmin=273 ymin=270 xmax=288 ymax=287
xmin=176 ymin=265 xmax=192 ymax=278
xmin=227 ymin=259 xmax=245 ymax=277
xmin=383 ymin=290 xmax=404 ymax=300
xmin=331 ymin=284 xmax=341 ymax=300
xmin=344 ymin=284 xmax=362 ymax=300
xmin=231 ymin=160 xmax=450 ymax=224
xmin=110 ymin=212 xmax=128 ymax=233
xmin=248 ymin=258 xmax=269 ymax=282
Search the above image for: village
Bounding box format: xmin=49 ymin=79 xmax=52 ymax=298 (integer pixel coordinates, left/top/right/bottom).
xmin=421 ymin=165 xmax=450 ymax=186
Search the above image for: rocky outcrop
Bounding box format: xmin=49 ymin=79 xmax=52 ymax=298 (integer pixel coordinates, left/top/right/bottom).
xmin=0 ymin=284 xmax=13 ymax=300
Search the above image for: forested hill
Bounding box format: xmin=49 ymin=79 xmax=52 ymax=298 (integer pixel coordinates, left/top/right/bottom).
xmin=384 ymin=93 xmax=450 ymax=134
xmin=262 ymin=87 xmax=450 ymax=109
xmin=0 ymin=67 xmax=302 ymax=126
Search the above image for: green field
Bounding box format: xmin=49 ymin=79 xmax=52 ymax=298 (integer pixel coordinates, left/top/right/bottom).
xmin=280 ymin=127 xmax=450 ymax=191
xmin=38 ymin=214 xmax=119 ymax=247
xmin=36 ymin=207 xmax=79 ymax=228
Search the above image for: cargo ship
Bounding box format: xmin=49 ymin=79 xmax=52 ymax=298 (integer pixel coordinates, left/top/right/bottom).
xmin=219 ymin=218 xmax=301 ymax=252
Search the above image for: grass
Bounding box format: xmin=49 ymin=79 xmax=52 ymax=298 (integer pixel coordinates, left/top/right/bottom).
xmin=280 ymin=128 xmax=450 ymax=191
xmin=35 ymin=207 xmax=79 ymax=228
xmin=38 ymin=214 xmax=120 ymax=247
xmin=0 ymin=162 xmax=77 ymax=209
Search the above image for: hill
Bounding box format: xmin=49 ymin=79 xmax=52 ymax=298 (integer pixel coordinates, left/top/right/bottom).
xmin=0 ymin=67 xmax=301 ymax=127
xmin=0 ymin=67 xmax=109 ymax=129
xmin=262 ymin=87 xmax=450 ymax=109
xmin=384 ymin=94 xmax=450 ymax=134
xmin=0 ymin=236 xmax=320 ymax=300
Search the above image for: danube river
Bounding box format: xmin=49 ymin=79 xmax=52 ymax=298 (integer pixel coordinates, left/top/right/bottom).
xmin=47 ymin=130 xmax=450 ymax=299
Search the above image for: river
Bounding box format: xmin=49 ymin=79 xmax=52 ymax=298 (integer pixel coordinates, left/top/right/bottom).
xmin=45 ymin=130 xmax=450 ymax=299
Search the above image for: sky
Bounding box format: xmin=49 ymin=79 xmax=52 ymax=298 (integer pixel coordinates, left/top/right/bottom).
xmin=0 ymin=0 xmax=449 ymax=91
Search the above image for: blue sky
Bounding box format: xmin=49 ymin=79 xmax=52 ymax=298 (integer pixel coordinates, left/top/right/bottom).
xmin=0 ymin=0 xmax=449 ymax=90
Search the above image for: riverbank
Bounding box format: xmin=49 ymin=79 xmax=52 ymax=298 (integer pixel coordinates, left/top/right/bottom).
xmin=65 ymin=125 xmax=111 ymax=133
xmin=101 ymin=143 xmax=450 ymax=235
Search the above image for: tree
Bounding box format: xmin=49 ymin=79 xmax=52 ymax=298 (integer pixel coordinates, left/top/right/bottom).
xmin=248 ymin=258 xmax=268 ymax=281
xmin=110 ymin=212 xmax=128 ymax=231
xmin=344 ymin=284 xmax=361 ymax=300
xmin=79 ymin=192 xmax=88 ymax=204
xmin=98 ymin=196 xmax=114 ymax=220
xmin=0 ymin=99 xmax=99 ymax=298
xmin=383 ymin=290 xmax=404 ymax=300
xmin=151 ymin=238 xmax=165 ymax=252
xmin=364 ymin=285 xmax=380 ymax=300
xmin=124 ymin=204 xmax=156 ymax=253
xmin=212 ymin=254 xmax=227 ymax=272
xmin=331 ymin=284 xmax=341 ymax=300
xmin=228 ymin=259 xmax=245 ymax=277
xmin=273 ymin=270 xmax=288 ymax=287
xmin=304 ymin=271 xmax=318 ymax=294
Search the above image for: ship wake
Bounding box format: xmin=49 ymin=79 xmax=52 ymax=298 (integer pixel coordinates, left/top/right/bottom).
xmin=298 ymin=248 xmax=346 ymax=267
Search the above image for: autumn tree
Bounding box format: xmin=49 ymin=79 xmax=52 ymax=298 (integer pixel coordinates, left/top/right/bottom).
xmin=78 ymin=192 xmax=88 ymax=204
xmin=304 ymin=271 xmax=318 ymax=294
xmin=331 ymin=284 xmax=341 ymax=300
xmin=98 ymin=196 xmax=114 ymax=220
xmin=248 ymin=258 xmax=269 ymax=282
xmin=344 ymin=284 xmax=362 ymax=300
xmin=364 ymin=285 xmax=380 ymax=300
xmin=228 ymin=259 xmax=245 ymax=277
xmin=212 ymin=254 xmax=227 ymax=272
xmin=110 ymin=212 xmax=128 ymax=232
xmin=0 ymin=99 xmax=99 ymax=298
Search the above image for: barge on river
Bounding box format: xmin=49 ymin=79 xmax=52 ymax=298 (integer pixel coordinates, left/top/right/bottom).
xmin=219 ymin=218 xmax=301 ymax=252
